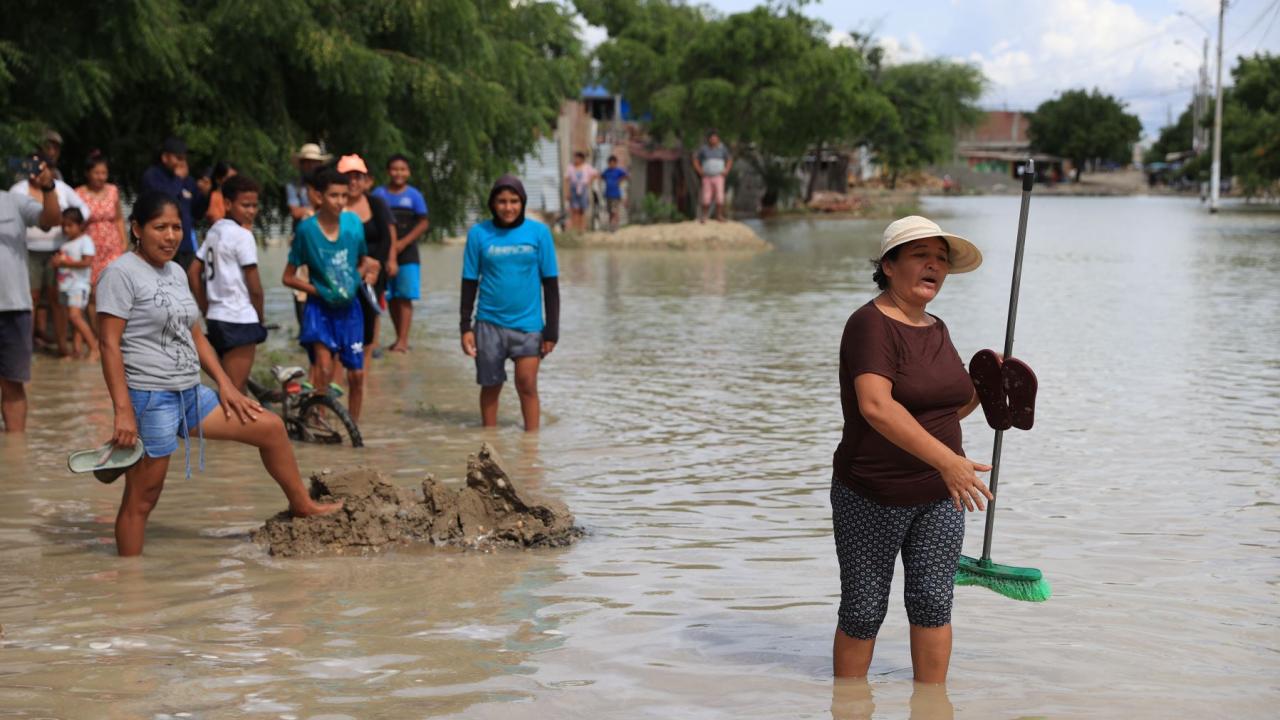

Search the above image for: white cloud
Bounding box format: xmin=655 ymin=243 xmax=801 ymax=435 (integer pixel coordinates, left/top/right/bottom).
xmin=961 ymin=0 xmax=1231 ymax=136
xmin=879 ymin=33 xmax=929 ymax=64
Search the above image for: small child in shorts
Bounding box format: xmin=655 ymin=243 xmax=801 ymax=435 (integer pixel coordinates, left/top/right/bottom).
xmin=52 ymin=207 xmax=98 ymax=360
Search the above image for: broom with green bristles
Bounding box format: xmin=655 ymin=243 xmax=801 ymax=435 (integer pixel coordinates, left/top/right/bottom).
xmin=954 ymin=159 xmax=1052 ymax=603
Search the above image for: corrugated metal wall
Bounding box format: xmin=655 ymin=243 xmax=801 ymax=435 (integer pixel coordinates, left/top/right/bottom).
xmin=519 ymin=136 xmax=563 ymax=216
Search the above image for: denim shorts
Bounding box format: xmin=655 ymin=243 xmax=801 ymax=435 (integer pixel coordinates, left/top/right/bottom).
xmin=128 ymin=385 xmax=219 ymax=465
xmin=474 ymin=320 xmax=542 ymax=386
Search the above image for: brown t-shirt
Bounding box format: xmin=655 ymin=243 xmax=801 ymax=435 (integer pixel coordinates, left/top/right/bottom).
xmin=833 ymin=300 xmax=973 ymax=505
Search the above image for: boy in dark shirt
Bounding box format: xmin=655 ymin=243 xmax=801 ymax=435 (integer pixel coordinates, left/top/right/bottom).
xmin=373 ymin=154 xmax=429 ymax=353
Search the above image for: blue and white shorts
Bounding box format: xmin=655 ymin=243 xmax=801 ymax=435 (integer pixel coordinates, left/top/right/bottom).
xmin=299 ymin=299 xmax=364 ymax=370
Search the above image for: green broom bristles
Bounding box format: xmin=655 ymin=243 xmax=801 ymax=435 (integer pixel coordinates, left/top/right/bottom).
xmin=954 ymin=554 xmax=1052 ymax=602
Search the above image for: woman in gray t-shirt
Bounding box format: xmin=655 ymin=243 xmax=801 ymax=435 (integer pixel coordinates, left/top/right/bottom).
xmin=96 ymin=192 xmax=341 ymax=556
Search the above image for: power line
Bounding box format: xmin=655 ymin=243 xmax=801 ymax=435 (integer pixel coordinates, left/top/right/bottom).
xmin=1257 ymin=0 xmax=1280 ymax=51
xmin=1226 ymin=0 xmax=1280 ymax=50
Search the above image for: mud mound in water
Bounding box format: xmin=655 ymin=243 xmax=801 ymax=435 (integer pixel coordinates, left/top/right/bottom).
xmin=252 ymin=443 xmax=583 ymax=557
xmin=575 ymin=220 xmax=770 ymax=250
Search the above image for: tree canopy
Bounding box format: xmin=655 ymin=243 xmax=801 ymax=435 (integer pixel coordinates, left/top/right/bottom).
xmin=1219 ymin=53 xmax=1280 ymax=196
xmin=1143 ymin=105 xmax=1196 ymax=165
xmin=0 ymin=0 xmax=583 ymax=232
xmin=579 ymin=0 xmax=981 ymax=209
xmin=1028 ymin=89 xmax=1141 ymax=179
xmin=866 ymin=60 xmax=984 ymax=188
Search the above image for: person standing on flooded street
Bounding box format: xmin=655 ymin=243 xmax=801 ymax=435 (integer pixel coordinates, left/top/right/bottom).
xmin=139 ymin=136 xmax=209 ymax=270
xmin=337 ymin=154 xmax=394 ymax=366
xmin=373 ymin=153 xmax=430 ymax=353
xmin=188 ymin=174 xmax=268 ymax=393
xmin=830 ymin=216 xmax=992 ymax=682
xmin=693 ymin=130 xmax=732 ymax=223
xmin=75 ymin=150 xmax=128 ymax=291
xmin=0 ymin=161 xmax=62 ymax=432
xmin=283 ymin=169 xmax=379 ymax=422
xmin=96 ymin=192 xmax=341 ymax=556
xmin=459 ymin=175 xmax=559 ymax=431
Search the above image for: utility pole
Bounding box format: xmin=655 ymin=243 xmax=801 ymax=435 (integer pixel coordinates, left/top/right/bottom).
xmin=1210 ymin=0 xmax=1226 ymax=213
xmin=1199 ymin=38 xmax=1209 ymax=152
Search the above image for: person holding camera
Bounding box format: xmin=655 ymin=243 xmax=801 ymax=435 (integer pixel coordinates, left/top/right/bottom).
xmin=1 ymin=160 xmax=64 ymax=431
xmin=9 ymin=151 xmax=91 ymax=358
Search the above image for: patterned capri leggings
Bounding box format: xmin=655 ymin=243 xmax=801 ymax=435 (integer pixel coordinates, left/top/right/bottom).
xmin=831 ymin=476 xmax=965 ymax=640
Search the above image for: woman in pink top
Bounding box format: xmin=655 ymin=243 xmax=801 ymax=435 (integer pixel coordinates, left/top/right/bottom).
xmin=75 ymin=151 xmax=128 ymax=286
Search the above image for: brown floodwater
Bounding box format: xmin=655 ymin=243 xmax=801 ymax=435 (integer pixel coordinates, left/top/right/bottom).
xmin=1 ymin=196 xmax=1277 ymax=719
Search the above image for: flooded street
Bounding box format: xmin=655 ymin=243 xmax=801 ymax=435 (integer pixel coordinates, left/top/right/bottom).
xmin=2 ymin=196 xmax=1277 ymax=718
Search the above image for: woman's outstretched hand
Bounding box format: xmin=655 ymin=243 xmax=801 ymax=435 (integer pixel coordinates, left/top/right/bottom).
xmin=940 ymin=454 xmax=994 ymax=512
xmin=218 ymin=383 xmax=263 ymax=424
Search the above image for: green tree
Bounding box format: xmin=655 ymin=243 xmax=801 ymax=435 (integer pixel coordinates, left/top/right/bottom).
xmin=1144 ymin=103 xmax=1196 ymax=165
xmin=0 ymin=0 xmax=583 ymax=233
xmin=866 ymin=60 xmax=984 ymax=189
xmin=582 ymin=1 xmax=890 ymax=211
xmin=1028 ymin=88 xmax=1141 ymax=180
xmin=1220 ymin=53 xmax=1280 ymax=196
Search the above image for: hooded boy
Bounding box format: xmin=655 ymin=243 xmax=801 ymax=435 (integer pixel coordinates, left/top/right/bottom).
xmin=459 ymin=175 xmax=560 ymax=431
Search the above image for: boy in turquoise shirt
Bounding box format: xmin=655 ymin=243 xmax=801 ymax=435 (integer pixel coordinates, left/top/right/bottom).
xmin=283 ymin=169 xmax=379 ymax=421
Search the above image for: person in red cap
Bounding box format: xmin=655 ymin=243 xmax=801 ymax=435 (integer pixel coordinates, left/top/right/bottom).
xmin=338 ymin=154 xmax=395 ymax=367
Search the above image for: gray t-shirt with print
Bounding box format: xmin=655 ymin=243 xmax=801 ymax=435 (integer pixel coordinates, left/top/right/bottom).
xmin=0 ymin=190 xmax=43 ymax=312
xmin=697 ymin=144 xmax=731 ymax=177
xmin=96 ymin=252 xmax=202 ymax=391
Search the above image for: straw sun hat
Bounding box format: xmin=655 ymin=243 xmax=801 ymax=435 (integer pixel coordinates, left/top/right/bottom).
xmin=880 ymin=215 xmax=982 ymax=273
xmin=292 ymin=143 xmax=332 ymax=163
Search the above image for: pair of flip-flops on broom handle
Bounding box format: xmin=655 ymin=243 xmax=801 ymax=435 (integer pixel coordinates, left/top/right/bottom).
xmin=969 ymin=349 xmax=1037 ymax=431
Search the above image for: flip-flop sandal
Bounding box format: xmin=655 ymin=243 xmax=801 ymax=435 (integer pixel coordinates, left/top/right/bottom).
xmin=67 ymin=441 xmax=144 ymax=484
xmin=1002 ymin=357 xmax=1038 ymax=431
xmin=969 ymin=349 xmax=1011 ymax=431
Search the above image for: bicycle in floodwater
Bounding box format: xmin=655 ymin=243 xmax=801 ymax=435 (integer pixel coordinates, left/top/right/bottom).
xmin=246 ymin=365 xmax=363 ymax=448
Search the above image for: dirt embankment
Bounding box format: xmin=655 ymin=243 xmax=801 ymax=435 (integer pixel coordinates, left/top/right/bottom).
xmin=252 ymin=443 xmax=582 ymax=556
xmin=571 ymin=220 xmax=770 ymax=250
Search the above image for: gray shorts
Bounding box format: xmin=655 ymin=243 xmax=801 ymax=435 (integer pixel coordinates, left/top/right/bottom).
xmin=475 ymin=320 xmax=541 ymax=386
xmin=0 ymin=311 xmax=34 ymax=383
xmin=28 ymin=250 xmax=55 ymax=293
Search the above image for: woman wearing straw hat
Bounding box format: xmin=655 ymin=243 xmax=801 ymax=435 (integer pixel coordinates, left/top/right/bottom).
xmin=831 ymin=215 xmax=993 ymax=682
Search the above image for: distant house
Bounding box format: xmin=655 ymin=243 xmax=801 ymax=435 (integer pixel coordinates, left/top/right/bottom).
xmin=956 ymin=110 xmax=1068 ymax=180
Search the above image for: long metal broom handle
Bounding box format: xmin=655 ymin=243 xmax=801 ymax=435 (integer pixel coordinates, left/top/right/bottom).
xmin=981 ymin=158 xmax=1035 ymax=563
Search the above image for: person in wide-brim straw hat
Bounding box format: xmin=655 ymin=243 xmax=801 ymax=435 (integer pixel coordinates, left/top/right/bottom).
xmin=827 ymin=214 xmax=990 ymax=683
xmin=292 ymin=143 xmax=332 ymax=164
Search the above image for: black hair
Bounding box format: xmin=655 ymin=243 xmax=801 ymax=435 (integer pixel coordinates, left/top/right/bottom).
xmin=386 ymin=153 xmax=411 ymax=169
xmin=313 ymin=167 xmax=348 ymax=192
xmin=84 ymin=149 xmax=108 ymax=173
xmin=872 ymin=239 xmax=952 ymax=290
xmin=573 ymin=151 xmax=586 ymax=160
xmin=61 ymin=207 xmax=84 ymax=224
xmin=220 ymin=174 xmax=260 ymax=202
xmin=128 ymin=191 xmax=180 ymax=245
xmin=871 ymin=245 xmax=902 ymax=291
xmin=607 ymin=155 xmax=618 ymax=163
xmin=211 ymin=161 xmax=236 ymax=184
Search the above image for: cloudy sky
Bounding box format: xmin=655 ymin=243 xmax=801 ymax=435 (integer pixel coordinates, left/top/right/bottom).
xmin=583 ymin=0 xmax=1280 ymax=139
